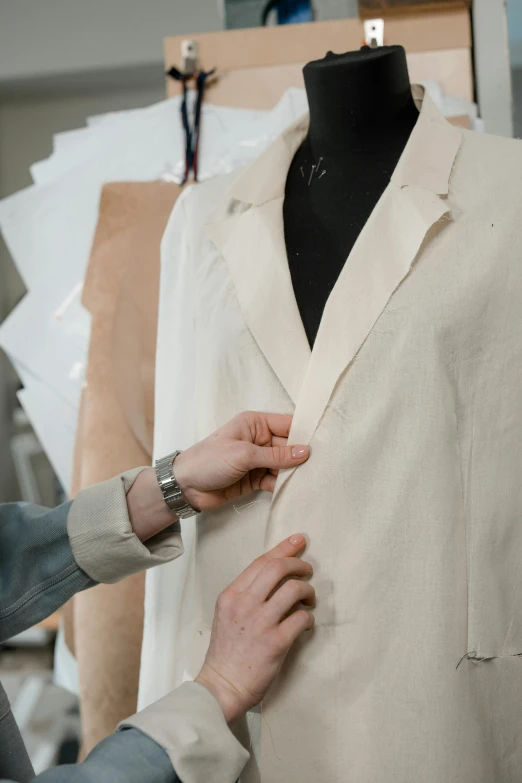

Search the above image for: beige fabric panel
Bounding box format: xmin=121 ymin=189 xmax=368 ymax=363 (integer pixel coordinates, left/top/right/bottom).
xmin=167 ymin=47 xmax=471 ymax=111
xmin=71 ymin=181 xmax=180 ymax=755
xmin=359 ymin=0 xmax=470 ymax=17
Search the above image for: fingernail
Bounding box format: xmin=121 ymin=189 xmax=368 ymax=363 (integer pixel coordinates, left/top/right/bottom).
xmin=289 ymin=534 xmax=304 ymax=546
xmin=291 ymin=445 xmax=309 ymax=459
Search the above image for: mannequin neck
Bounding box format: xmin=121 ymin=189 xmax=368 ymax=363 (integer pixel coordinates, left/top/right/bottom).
xmin=303 ymin=45 xmax=418 ymax=156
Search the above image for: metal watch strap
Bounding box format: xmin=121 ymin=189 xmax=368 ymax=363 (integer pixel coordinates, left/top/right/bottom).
xmin=154 ymin=450 xmax=199 ymax=519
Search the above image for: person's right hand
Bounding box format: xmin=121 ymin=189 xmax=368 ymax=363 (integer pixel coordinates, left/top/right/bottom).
xmin=195 ymin=534 xmax=315 ymax=724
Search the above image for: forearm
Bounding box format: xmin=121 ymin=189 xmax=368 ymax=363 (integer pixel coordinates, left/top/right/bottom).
xmin=0 ymin=728 xmax=179 ymax=783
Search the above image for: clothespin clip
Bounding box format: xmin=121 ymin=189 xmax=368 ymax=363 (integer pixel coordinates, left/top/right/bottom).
xmin=181 ymin=39 xmax=198 ymax=77
xmin=363 ymin=18 xmax=384 ymax=48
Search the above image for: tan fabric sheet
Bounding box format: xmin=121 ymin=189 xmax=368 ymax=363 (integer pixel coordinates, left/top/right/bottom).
xmin=70 ymin=181 xmax=180 ymax=754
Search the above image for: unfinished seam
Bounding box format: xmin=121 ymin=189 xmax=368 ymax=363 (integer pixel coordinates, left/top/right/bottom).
xmin=456 ymin=651 xmax=522 ymax=669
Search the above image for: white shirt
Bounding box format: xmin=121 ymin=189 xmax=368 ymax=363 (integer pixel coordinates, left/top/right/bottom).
xmin=141 ymin=86 xmax=522 ymax=782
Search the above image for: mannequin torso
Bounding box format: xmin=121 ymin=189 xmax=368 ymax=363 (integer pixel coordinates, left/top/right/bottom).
xmin=284 ymin=45 xmax=419 ymax=347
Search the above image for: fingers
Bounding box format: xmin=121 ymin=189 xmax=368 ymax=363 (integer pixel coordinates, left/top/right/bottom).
xmin=230 ymin=534 xmax=306 ymax=593
xmin=265 ymin=579 xmax=316 ymax=622
xmin=279 ymin=608 xmax=315 ymax=646
xmin=238 ymin=411 xmax=294 ymax=441
xmin=259 ymin=473 xmax=277 ymax=493
xmin=250 ymin=556 xmax=313 ymax=601
xmin=249 ymin=468 xmax=277 ymax=494
xmin=247 ymin=437 xmax=303 ymax=493
xmin=249 ymin=443 xmax=310 ymax=471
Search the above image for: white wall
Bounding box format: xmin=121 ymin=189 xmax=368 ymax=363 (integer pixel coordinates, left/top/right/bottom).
xmin=0 ymin=0 xmax=223 ymax=89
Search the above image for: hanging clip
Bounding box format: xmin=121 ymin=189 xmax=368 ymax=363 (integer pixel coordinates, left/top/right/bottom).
xmin=364 ymin=18 xmax=384 ymax=48
xmin=181 ymin=39 xmax=198 ymax=77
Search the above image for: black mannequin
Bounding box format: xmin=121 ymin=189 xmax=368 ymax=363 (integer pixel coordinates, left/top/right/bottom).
xmin=284 ymin=45 xmax=419 ymax=347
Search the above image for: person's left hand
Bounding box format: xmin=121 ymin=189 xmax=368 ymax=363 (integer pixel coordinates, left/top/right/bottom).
xmin=127 ymin=411 xmax=310 ymax=541
xmin=174 ymin=411 xmax=309 ymax=511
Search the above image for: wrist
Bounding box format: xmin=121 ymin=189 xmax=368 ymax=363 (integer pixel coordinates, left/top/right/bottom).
xmin=172 ymin=450 xmax=202 ymax=510
xmin=195 ymin=665 xmax=248 ymax=725
xmin=127 ymin=467 xmax=176 ymax=542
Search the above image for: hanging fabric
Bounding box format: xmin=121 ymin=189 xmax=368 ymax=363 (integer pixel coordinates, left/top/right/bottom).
xmin=166 ymin=66 xmax=216 ymax=184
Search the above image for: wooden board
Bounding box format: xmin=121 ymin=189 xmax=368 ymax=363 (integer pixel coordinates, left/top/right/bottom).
xmin=359 ymin=0 xmax=470 ymax=18
xmin=171 ymin=48 xmax=472 ymax=109
xmin=407 ymin=47 xmax=472 ymax=101
xmin=165 ymin=12 xmax=472 ymax=107
xmin=165 ymin=11 xmax=472 ymax=102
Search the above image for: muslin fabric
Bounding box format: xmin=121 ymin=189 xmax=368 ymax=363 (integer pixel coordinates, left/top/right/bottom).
xmin=140 ymin=86 xmax=522 ymax=782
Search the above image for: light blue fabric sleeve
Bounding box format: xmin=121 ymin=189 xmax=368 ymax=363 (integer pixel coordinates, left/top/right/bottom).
xmin=0 ymin=501 xmax=92 ymax=642
xmin=0 ymin=501 xmax=181 ymax=782
xmin=0 ymin=727 xmax=179 ymax=783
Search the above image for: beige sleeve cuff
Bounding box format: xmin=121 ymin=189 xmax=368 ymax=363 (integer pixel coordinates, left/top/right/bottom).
xmin=67 ymin=467 xmax=184 ymax=584
xmin=119 ymin=682 xmax=250 ymax=783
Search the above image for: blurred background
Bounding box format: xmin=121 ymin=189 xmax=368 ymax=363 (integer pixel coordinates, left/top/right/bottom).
xmin=0 ymin=0 xmax=520 ymax=772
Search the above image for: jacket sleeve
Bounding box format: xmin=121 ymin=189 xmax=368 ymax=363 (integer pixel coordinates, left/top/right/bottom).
xmin=0 ymin=467 xmax=183 ymax=642
xmin=119 ymin=681 xmax=249 ymax=783
xmin=12 ymin=685 xmax=250 ymax=783
xmin=0 ymin=727 xmax=179 ymax=783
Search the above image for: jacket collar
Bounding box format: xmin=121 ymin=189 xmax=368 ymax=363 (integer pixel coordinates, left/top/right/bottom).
xmin=225 ymin=85 xmax=460 ymax=209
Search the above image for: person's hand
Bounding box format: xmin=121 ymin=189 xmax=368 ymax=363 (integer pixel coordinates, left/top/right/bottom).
xmin=127 ymin=411 xmax=310 ymax=542
xmin=174 ymin=411 xmax=309 ymax=511
xmin=195 ymin=533 xmax=315 ymax=724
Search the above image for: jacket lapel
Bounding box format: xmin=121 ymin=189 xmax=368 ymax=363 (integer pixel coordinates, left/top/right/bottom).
xmin=206 ymin=199 xmax=311 ymax=406
xmin=206 ymin=119 xmax=311 ymax=405
xmin=288 ymin=184 xmax=450 ymax=445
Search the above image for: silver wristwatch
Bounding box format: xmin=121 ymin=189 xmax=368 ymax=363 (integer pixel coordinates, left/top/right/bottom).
xmin=154 ymin=450 xmax=199 ymax=519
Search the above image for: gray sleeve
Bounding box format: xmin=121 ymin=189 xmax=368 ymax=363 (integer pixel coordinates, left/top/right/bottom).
xmin=0 ymin=501 xmax=92 ymax=643
xmin=0 ymin=727 xmax=179 ymax=783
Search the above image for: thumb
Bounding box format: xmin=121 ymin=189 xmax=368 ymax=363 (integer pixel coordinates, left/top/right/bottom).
xmin=249 ymin=443 xmax=310 ymax=471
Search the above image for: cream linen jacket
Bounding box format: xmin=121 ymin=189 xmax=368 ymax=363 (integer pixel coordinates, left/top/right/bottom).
xmin=141 ymin=85 xmax=522 ymax=782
